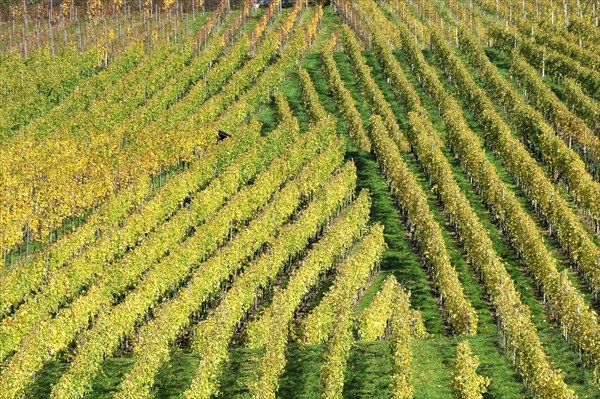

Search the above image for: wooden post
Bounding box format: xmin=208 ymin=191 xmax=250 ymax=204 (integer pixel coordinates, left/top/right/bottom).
xmin=49 ymin=3 xmax=55 ymax=55
xmin=63 ymin=14 xmax=68 ymax=46
xmin=22 ymin=0 xmax=28 ymax=56
xmin=36 ymin=19 xmax=40 ymax=49
xmin=77 ymin=19 xmax=82 ymax=51
xmin=10 ymin=19 xmax=14 ymax=52
xmin=25 ymin=217 xmax=30 ymax=260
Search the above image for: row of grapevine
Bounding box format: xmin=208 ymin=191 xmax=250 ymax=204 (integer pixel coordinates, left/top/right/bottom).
xmin=250 ymin=0 xmax=286 ymax=46
xmin=71 ymin=43 xmax=210 ymax=146
xmin=450 ymin=341 xmax=490 ymax=399
xmin=116 ymin=16 xmax=256 ymax=168
xmin=0 ymin=122 xmax=263 ymax=363
xmin=120 ymin=27 xmax=246 ymax=145
xmin=475 ymin=0 xmax=600 ymax=62
xmin=101 ymin=1 xmax=250 ymax=140
xmin=0 ymin=107 xmax=309 ymax=397
xmin=298 ymin=67 xmax=329 ymax=124
xmin=389 ymin=283 xmax=417 ymax=399
xmin=337 ymin=0 xmax=422 ymax=111
xmin=277 ymin=0 xmax=306 ymax=46
xmin=558 ymin=20 xmax=599 ymax=53
xmin=564 ymin=17 xmax=600 ymax=51
xmin=246 ymin=190 xmax=371 ymax=399
xmin=407 ymin=110 xmax=575 ymax=396
xmin=320 ymin=224 xmax=386 ymax=399
xmin=0 ymin=173 xmax=152 ymax=294
xmin=358 ymin=275 xmax=427 ymax=342
xmin=183 ymin=163 xmax=357 ymax=399
xmin=320 ymin=299 xmax=354 ymax=399
xmin=194 ymin=0 xmax=245 ymax=51
xmin=115 ymin=34 xmax=240 ymax=145
xmin=111 ymin=121 xmax=342 ymax=399
xmin=395 ymin=0 xmax=600 ymax=373
xmin=457 ymin=24 xmax=600 ymax=225
xmin=320 ymin=32 xmax=371 ymax=152
xmin=562 ymin=76 xmax=600 ymax=134
xmin=180 ymin=6 xmax=309 ymax=129
xmin=357 ymin=275 xmax=398 ymax=341
xmin=395 ymin=16 xmax=580 ymax=397
xmin=387 ymin=9 xmax=600 ymax=386
xmin=74 ymin=38 xmax=194 ymax=134
xmin=359 ymin=13 xmax=581 ymax=388
xmin=302 ymin=222 xmax=385 ymax=344
xmin=273 ymin=90 xmax=299 ymax=130
xmin=334 ymin=0 xmax=402 ymax=48
xmin=114 ymin=7 xmax=312 ymax=192
xmin=359 ymin=7 xmax=576 ymax=394
xmin=0 ymin=0 xmax=193 ymax=55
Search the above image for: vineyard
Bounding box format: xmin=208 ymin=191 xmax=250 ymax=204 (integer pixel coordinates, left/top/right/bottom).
xmin=1 ymin=0 xmax=600 ymax=397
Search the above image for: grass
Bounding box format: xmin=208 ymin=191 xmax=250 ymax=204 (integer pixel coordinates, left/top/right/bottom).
xmin=279 ymin=343 xmax=325 ymax=398
xmin=343 ymin=341 xmax=392 ymax=399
